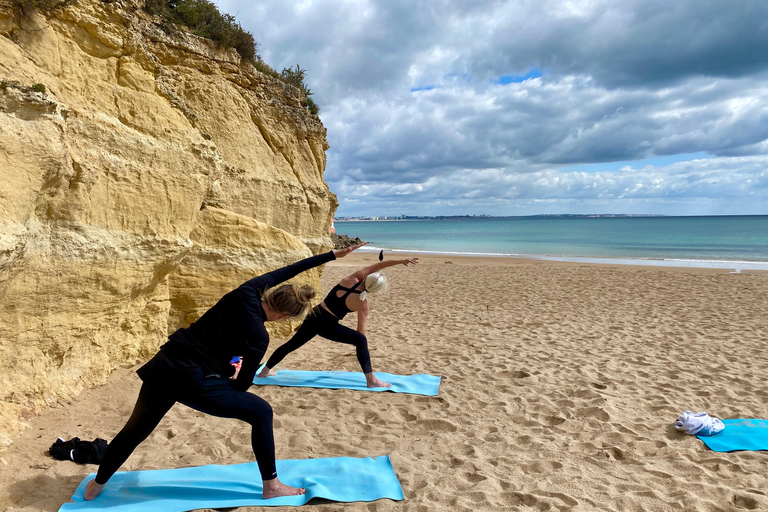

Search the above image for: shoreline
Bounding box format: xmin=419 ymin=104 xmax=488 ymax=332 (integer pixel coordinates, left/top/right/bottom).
xmin=356 ymin=246 xmax=768 ymax=272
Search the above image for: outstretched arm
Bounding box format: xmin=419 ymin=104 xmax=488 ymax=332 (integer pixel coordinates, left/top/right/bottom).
xmin=351 ymin=257 xmax=418 ymax=281
xmin=242 ymin=252 xmax=334 ymax=293
xmin=242 ymin=243 xmax=367 ymax=293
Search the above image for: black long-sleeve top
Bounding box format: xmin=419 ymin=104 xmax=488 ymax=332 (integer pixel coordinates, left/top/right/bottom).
xmin=159 ymin=251 xmax=336 ymax=391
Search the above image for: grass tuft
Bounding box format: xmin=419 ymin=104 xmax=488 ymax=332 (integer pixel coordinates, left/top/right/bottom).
xmin=11 ymin=0 xmax=75 ymax=15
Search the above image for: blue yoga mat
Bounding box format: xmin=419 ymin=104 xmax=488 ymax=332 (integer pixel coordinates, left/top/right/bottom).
xmin=697 ymin=419 xmax=768 ymax=452
xmin=59 ymin=455 xmax=403 ymax=512
xmin=252 ymin=367 xmax=441 ymax=396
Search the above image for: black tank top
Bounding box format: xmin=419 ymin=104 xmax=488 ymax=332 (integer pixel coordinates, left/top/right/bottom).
xmin=323 ymin=281 xmax=362 ymax=319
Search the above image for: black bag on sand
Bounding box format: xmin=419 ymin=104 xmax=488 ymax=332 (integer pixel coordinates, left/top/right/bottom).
xmin=49 ymin=437 xmax=108 ymax=464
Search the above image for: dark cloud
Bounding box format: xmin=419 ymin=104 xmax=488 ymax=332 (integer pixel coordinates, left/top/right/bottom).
xmin=436 ymin=0 xmax=768 ymax=87
xmin=324 ymin=73 xmax=768 ymax=179
xmin=218 ymin=0 xmax=768 ymax=216
xmin=226 ymin=1 xmax=768 ymax=96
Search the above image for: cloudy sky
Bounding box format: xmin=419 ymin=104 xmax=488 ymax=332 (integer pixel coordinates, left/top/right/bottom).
xmin=217 ymin=0 xmax=768 ymax=217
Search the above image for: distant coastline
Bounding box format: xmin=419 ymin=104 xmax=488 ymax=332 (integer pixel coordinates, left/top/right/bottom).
xmin=335 ymin=213 xmax=671 ymax=221
xmin=334 ymin=213 xmax=768 ymax=221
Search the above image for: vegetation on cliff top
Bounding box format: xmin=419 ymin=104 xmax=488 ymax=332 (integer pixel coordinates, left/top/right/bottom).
xmin=143 ymin=0 xmax=319 ymax=114
xmin=11 ymin=0 xmax=74 ymax=15
xmin=10 ymin=0 xmax=319 ymax=114
xmin=144 ymin=0 xmax=257 ymax=62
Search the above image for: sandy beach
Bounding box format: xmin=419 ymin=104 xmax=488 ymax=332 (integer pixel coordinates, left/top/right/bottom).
xmin=1 ymin=252 xmax=767 ymax=512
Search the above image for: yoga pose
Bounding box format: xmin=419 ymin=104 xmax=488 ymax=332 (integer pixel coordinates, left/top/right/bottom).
xmin=257 ymin=254 xmax=418 ymax=388
xmin=84 ymin=243 xmax=364 ymax=501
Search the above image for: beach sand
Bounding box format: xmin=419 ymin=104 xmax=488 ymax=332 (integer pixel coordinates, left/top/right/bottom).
xmin=2 ymin=253 xmax=767 ymax=511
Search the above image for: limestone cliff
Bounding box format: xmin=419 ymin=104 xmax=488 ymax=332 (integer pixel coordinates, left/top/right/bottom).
xmin=0 ymin=0 xmax=338 ymax=447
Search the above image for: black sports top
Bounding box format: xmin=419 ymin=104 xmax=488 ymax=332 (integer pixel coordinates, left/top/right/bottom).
xmin=151 ymin=251 xmax=336 ymax=391
xmin=323 ymin=281 xmax=363 ymax=319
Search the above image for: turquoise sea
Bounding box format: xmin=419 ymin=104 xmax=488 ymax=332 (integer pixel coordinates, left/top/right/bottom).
xmin=335 ymin=216 xmax=768 ymax=271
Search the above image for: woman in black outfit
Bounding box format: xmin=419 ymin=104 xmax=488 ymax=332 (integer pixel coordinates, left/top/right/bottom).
xmin=84 ymin=243 xmax=364 ymax=501
xmin=257 ymin=255 xmax=418 ymax=388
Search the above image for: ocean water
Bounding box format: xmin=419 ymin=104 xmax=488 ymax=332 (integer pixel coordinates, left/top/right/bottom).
xmin=334 ymin=216 xmax=768 ymax=271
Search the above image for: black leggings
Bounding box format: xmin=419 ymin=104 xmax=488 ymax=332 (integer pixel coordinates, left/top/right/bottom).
xmin=266 ymin=306 xmax=372 ymax=374
xmin=95 ymin=373 xmax=276 ymax=484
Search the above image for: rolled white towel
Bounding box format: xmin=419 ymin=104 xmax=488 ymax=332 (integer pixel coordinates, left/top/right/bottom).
xmin=674 ymin=411 xmax=725 ymax=436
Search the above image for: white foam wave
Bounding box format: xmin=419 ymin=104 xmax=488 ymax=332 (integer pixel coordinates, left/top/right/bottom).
xmin=355 ymin=246 xmax=768 ymax=271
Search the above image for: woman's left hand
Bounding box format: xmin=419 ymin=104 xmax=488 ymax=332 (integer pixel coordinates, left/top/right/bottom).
xmin=334 ymin=242 xmax=368 ymax=259
xmin=402 ymin=258 xmax=419 ymax=266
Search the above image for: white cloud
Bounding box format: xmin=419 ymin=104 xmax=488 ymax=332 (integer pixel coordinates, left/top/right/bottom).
xmin=216 ymin=0 xmax=768 ymax=216
xmin=329 ymin=156 xmax=768 ymax=215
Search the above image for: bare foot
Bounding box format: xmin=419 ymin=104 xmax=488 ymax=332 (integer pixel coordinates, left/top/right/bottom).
xmin=84 ymin=479 xmax=105 ymax=501
xmin=262 ymin=477 xmax=305 ymax=499
xmin=366 ymin=373 xmax=392 ymax=388
xmin=257 ymin=367 xmax=277 ymax=378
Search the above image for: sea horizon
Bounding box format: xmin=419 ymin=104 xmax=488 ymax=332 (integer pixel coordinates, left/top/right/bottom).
xmin=335 ymin=215 xmax=768 ymax=272
xmin=335 ymin=213 xmax=764 ymax=220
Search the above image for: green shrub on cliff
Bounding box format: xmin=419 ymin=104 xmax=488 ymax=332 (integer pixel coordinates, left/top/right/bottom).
xmin=144 ymin=0 xmax=320 ymax=115
xmin=145 ymin=0 xmax=257 ymax=62
xmin=11 ymin=0 xmax=75 ymax=15
xmin=253 ymin=59 xmax=282 ymax=80
xmin=281 ymin=64 xmax=320 ymax=114
xmin=303 ymin=96 xmax=319 ymax=115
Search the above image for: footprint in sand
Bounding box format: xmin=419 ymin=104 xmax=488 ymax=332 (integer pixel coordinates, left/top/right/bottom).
xmin=600 ymin=446 xmax=627 ymax=461
xmin=416 ymin=418 xmax=458 ymax=432
xmin=545 ymin=415 xmax=567 ymax=426
xmin=577 ymin=406 xmax=611 ymax=421
xmin=457 ymin=443 xmax=476 ymax=456
xmin=462 ymin=470 xmax=487 ymax=483
xmin=522 ymin=460 xmax=564 ymax=474
xmin=732 ymin=494 xmax=761 ymax=510
xmin=393 ymin=409 xmax=417 ymax=422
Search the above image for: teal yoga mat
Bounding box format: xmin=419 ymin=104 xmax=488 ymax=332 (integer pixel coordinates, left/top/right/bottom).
xmin=253 ymin=367 xmax=441 ymax=396
xmin=697 ymin=419 xmax=768 ymax=452
xmin=59 ymin=455 xmax=403 ymax=512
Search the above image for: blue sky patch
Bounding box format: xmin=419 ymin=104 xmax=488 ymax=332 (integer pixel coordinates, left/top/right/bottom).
xmin=498 ymin=68 xmax=543 ymax=84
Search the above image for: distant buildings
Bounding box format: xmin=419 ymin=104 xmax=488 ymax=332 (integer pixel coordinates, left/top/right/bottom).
xmin=334 ymin=214 xmax=495 ymax=221
xmin=334 ymin=215 xmax=404 ymax=221
xmin=333 ymin=213 xmax=664 ymax=221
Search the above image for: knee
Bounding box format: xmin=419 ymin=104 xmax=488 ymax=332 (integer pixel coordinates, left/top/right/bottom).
xmin=244 ymin=400 xmax=273 ymax=426
xmin=260 ymin=401 xmax=273 ymax=421
xmin=352 ymin=332 xmax=368 ymax=346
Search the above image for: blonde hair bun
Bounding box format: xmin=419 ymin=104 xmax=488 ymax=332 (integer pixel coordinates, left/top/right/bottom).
xmin=263 ymin=283 xmax=317 ymax=318
xmin=364 ymin=271 xmax=388 ymax=296
xmin=296 ymin=284 xmax=316 ymax=305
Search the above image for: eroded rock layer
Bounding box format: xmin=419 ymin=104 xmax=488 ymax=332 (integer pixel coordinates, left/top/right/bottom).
xmin=0 ymin=0 xmax=337 ymax=447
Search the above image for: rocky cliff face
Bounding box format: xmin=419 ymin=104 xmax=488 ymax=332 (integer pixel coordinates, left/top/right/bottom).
xmin=0 ymin=0 xmax=338 ymax=447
